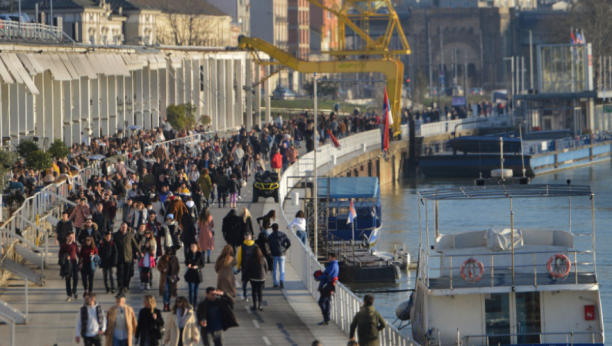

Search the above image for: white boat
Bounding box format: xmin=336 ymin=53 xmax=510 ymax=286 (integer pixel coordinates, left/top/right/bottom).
xmin=397 ymin=183 xmax=604 ymax=346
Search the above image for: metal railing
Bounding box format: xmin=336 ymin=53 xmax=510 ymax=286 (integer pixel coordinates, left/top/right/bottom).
xmin=416 ymin=115 xmax=511 ymax=138
xmin=0 ymin=20 xmax=74 ymax=44
xmin=522 ymin=132 xmax=612 ymax=155
xmin=460 ymin=330 xmax=603 ymax=346
xmin=279 ymin=129 xmax=414 ymax=345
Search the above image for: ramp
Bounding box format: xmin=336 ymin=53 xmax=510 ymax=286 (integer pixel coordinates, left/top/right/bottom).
xmin=0 ymin=259 xmax=44 ymax=286
xmin=0 ymin=299 xmax=25 ymax=324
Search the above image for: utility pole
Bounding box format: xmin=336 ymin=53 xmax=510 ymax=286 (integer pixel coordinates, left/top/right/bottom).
xmin=440 ymin=26 xmax=444 ymax=90
xmin=313 ymin=72 xmax=318 ymax=259
xmin=480 ymin=30 xmax=484 ymax=88
xmin=529 ymin=30 xmax=534 ymax=90
xmin=464 ymin=49 xmax=468 ymax=103
xmin=428 ymin=20 xmax=433 ymax=95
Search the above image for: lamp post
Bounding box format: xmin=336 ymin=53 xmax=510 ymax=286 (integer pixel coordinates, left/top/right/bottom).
xmin=313 ymin=73 xmax=318 ymax=258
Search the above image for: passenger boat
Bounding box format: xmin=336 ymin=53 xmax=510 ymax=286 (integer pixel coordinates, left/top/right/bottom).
xmin=396 ymin=182 xmax=604 ymax=346
xmin=318 ymin=177 xmax=382 ymax=247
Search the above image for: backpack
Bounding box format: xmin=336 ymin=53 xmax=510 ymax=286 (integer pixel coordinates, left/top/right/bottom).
xmin=59 ymin=253 xmax=72 ymax=278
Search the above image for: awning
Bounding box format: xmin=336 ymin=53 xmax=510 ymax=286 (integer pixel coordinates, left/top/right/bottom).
xmin=36 ymin=54 xmax=72 ymax=81
xmin=109 ymin=54 xmax=130 ymax=76
xmin=169 ymin=56 xmax=182 ymax=69
xmin=0 ymin=57 xmax=14 ymax=84
xmin=148 ymin=54 xmax=166 ymax=70
xmin=17 ymin=53 xmax=44 ymax=75
xmin=59 ymin=53 xmax=80 ymax=80
xmin=1 ymin=53 xmax=39 ymax=94
xmin=74 ymin=54 xmax=97 ymax=79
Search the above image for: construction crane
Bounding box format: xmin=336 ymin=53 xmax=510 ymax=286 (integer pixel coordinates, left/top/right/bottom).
xmin=238 ymin=0 xmax=410 ymax=133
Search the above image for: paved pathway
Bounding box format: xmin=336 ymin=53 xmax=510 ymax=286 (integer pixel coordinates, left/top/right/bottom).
xmin=0 ymin=157 xmax=349 ymax=346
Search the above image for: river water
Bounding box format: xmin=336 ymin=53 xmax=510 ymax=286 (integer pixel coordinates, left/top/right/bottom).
xmin=345 ymin=161 xmax=612 ymax=341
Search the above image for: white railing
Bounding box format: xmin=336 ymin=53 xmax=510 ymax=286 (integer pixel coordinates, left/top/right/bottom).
xmin=279 ymin=129 xmax=414 ymax=345
xmin=0 ymin=20 xmax=74 ymax=44
xmin=417 ymin=115 xmax=511 ymax=137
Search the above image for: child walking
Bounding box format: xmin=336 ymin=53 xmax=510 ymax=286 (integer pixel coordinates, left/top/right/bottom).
xmin=228 ymin=174 xmax=240 ymax=208
xmin=139 ymin=239 xmax=156 ymax=290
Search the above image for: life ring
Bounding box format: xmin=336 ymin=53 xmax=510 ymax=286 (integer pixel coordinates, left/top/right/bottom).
xmin=460 ymin=258 xmax=485 ymax=283
xmin=547 ymin=254 xmax=571 ymax=278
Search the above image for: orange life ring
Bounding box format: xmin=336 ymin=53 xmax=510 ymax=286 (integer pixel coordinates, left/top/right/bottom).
xmin=460 ymin=258 xmax=485 ymax=283
xmin=547 ymin=254 xmax=571 ymax=278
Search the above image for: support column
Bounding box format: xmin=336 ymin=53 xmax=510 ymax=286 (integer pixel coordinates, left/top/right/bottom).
xmin=217 ymin=59 xmax=226 ymax=131
xmin=143 ymin=67 xmax=151 ymax=130
xmin=26 ymin=88 xmax=34 ymax=136
xmin=235 ymin=60 xmax=244 ymax=129
xmin=159 ymin=67 xmax=167 ymax=122
xmin=108 ymin=76 xmax=117 ymax=136
xmin=125 ymin=74 xmax=134 ymax=126
xmin=91 ymin=76 xmax=100 ymax=138
xmin=246 ymin=60 xmax=253 ymax=131
xmin=2 ymin=85 xmax=10 ymax=147
xmin=225 ymin=60 xmax=234 ymax=129
xmin=168 ymin=65 xmax=176 ymax=107
xmin=18 ymin=86 xmax=26 ymax=138
xmin=10 ymin=84 xmax=20 ymax=147
xmin=100 ymin=75 xmax=109 ymax=136
xmin=210 ymin=59 xmax=218 ymax=130
xmin=193 ymin=59 xmax=201 ymax=117
xmin=53 ymin=80 xmax=63 ymax=142
xmin=134 ymin=69 xmax=143 ymax=127
xmin=35 ymin=74 xmax=46 ymax=144
xmin=43 ymin=72 xmax=55 ymax=144
xmin=151 ymin=69 xmax=159 ymax=128
xmin=264 ymin=65 xmax=271 ymax=125
xmin=81 ymin=77 xmax=91 ymax=145
xmin=176 ymin=64 xmax=184 ymax=105
xmin=255 ymin=64 xmax=261 ymax=128
xmin=116 ymin=76 xmax=125 ymax=131
xmin=71 ymin=79 xmax=81 ymax=145
xmin=184 ymin=59 xmax=193 ymax=107
xmin=202 ymin=59 xmax=211 ymax=123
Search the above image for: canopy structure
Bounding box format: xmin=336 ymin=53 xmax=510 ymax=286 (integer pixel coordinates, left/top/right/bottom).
xmin=418 ymin=184 xmax=593 ymax=201
xmin=317 ymin=177 xmax=379 ymax=199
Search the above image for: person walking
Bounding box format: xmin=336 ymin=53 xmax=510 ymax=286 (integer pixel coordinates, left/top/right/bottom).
xmin=196 ymin=288 xmax=239 ymax=346
xmin=99 ymin=232 xmax=118 ymax=294
xmin=158 ymin=249 xmax=180 ymax=312
xmin=59 ymin=231 xmax=79 ymax=301
xmin=197 ymin=168 xmax=213 ymax=204
xmin=114 ymin=223 xmax=141 ymax=293
xmin=214 ymin=245 xmax=237 ymax=298
xmin=135 ymin=295 xmax=165 ymax=346
xmin=287 ymin=210 xmax=307 ymax=244
xmin=138 ymin=239 xmax=156 ymax=291
xmin=164 ymin=297 xmax=200 ymax=346
xmin=349 ymin=295 xmax=387 ymax=346
xmin=78 ymin=216 xmax=102 ymax=246
xmin=197 ymin=209 xmax=214 ymax=263
xmin=235 ymin=233 xmax=257 ymax=301
xmin=185 ymin=242 xmax=205 ymax=307
xmin=78 ymin=236 xmax=99 ymax=296
xmin=267 ymin=223 xmax=291 ymax=289
xmin=161 ymin=214 xmax=181 ymax=252
xmin=315 ymin=252 xmax=339 ymax=325
xmin=256 ymin=210 xmax=276 ymax=236
xmin=74 ymin=292 xmax=106 ymax=346
xmin=270 ymin=150 xmax=282 ymax=174
xmin=105 ymin=293 xmax=138 ymax=346
xmin=228 ymin=174 xmax=240 ymax=209
xmin=254 ymin=231 xmax=273 ymax=271
xmin=56 ymin=210 xmax=74 ymax=245
xmin=244 ymin=247 xmax=268 ymax=311
xmin=70 ymin=198 xmax=91 ymax=229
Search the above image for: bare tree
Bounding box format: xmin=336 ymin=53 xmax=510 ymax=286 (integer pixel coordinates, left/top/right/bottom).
xmin=568 ymin=0 xmax=612 ymax=69
xmin=157 ymin=0 xmax=221 ymax=46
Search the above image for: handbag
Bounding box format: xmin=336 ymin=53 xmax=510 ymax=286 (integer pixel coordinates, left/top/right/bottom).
xmin=168 ymin=275 xmax=180 ymax=284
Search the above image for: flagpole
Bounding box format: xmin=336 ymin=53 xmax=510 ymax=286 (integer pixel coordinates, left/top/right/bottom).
xmin=351 ymin=198 xmax=355 ymax=263
xmin=313 ymin=73 xmax=318 ymax=259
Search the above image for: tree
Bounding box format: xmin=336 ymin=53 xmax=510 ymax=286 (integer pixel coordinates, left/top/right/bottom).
xmin=568 ymin=0 xmax=612 ymax=78
xmin=156 ymin=0 xmax=224 ymax=47
xmin=0 ymin=150 xmax=16 ymax=186
xmin=48 ymin=139 xmax=70 ymax=159
xmin=199 ymin=115 xmax=212 ymax=126
xmin=17 ymin=140 xmax=38 ymax=158
xmin=25 ymin=150 xmax=53 ymax=172
xmin=167 ymin=103 xmax=196 ymax=132
xmin=302 ymin=80 xmax=340 ymax=100
xmin=412 ymin=71 xmax=428 ymax=107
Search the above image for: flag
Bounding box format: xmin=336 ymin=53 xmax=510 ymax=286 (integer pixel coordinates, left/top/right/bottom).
xmin=570 ymin=31 xmax=576 ymax=45
xmin=326 ymin=129 xmax=341 ymax=150
xmin=347 ymin=199 xmax=357 ymax=224
xmin=382 ymin=88 xmax=393 ymax=153
xmin=580 ymin=29 xmax=586 ymax=44
xmin=571 ymin=30 xmax=579 ymax=64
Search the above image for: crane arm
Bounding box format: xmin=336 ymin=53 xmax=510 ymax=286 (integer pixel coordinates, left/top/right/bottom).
xmin=239 ymin=36 xmax=403 ymax=134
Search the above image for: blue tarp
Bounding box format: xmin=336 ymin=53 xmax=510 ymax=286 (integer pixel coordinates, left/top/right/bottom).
xmin=317 ymin=177 xmax=379 ymax=199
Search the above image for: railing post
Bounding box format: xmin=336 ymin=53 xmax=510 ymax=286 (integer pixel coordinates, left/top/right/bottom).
xmin=24 ymin=278 xmax=28 ymax=321
xmin=574 ymin=252 xmax=578 ymax=285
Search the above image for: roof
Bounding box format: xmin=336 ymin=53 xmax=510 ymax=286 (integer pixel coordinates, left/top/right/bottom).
xmin=317 ymin=177 xmax=379 ymax=199
xmin=17 ymin=0 xmax=99 ymax=10
xmin=16 ymin=0 xmax=228 ymax=15
xmin=418 ymin=184 xmax=593 ymax=201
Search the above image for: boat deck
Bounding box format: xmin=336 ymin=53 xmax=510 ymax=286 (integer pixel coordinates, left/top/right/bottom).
xmin=427 ymin=271 xmax=597 ymax=290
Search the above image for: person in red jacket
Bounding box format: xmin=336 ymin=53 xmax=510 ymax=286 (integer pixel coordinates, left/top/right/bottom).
xmin=271 ymin=150 xmax=283 ymax=174
xmin=59 ymin=231 xmax=79 ymax=301
xmin=78 ymin=236 xmax=99 ymax=296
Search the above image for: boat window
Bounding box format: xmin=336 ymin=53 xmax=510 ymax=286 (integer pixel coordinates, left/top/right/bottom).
xmin=485 ymin=293 xmax=511 ymax=345
xmin=516 ymin=292 xmax=541 ymax=344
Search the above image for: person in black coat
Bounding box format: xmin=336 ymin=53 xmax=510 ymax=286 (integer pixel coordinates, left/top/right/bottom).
xmin=55 ymin=211 xmax=74 ymax=245
xmin=222 ymin=209 xmax=243 ymax=252
xmin=185 ymin=242 xmax=205 ymax=307
xmin=197 ymin=288 xmax=238 ymax=346
xmin=244 ymin=247 xmax=268 ymax=311
xmin=255 ymin=231 xmax=273 ymax=270
xmin=98 ymin=232 xmax=118 ymax=294
xmin=135 ymin=295 xmax=165 ymax=346
xmin=91 ymin=202 xmax=112 ymax=235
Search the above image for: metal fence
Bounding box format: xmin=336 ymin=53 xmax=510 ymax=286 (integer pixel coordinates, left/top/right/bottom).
xmin=0 ymin=20 xmax=74 ymax=44
xmin=279 ymin=130 xmax=414 ymax=345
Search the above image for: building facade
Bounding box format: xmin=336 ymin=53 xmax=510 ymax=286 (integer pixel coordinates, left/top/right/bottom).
xmin=309 ymin=0 xmax=339 ymax=54
xmin=208 ymin=0 xmax=251 ymax=36
xmin=251 ymin=0 xmax=289 ymax=86
xmin=288 ymin=0 xmax=310 ymax=60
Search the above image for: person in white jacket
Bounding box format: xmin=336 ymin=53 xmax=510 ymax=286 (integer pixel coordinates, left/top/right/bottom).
xmin=287 ymin=210 xmax=307 ymax=245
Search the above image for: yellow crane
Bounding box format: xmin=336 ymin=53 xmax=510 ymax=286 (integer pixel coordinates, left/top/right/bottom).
xmin=239 ymin=0 xmax=410 ymax=133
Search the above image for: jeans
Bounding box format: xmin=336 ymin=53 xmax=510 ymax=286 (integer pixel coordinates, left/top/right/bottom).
xmin=203 ymin=329 xmax=224 ymax=346
xmin=112 ymin=336 xmax=128 ymax=346
xmin=103 ymin=267 xmax=115 ymax=290
xmin=81 ymin=266 xmax=95 ymax=293
xmin=164 ymin=279 xmax=171 ymax=305
xmin=250 ymin=280 xmax=264 ymax=307
xmin=83 ymin=335 xmax=102 ymax=346
xmin=188 ymin=282 xmax=200 ymax=306
xmin=65 ymin=260 xmax=78 ymax=296
xmin=296 ymin=230 xmax=307 ymax=244
xmin=318 ymin=295 xmax=332 ymax=322
xmin=272 ymin=256 xmax=285 ymax=285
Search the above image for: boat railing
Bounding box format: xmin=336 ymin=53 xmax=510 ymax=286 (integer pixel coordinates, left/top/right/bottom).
xmin=457 ymin=330 xmax=604 ymax=346
xmin=420 ymin=249 xmax=596 ymax=289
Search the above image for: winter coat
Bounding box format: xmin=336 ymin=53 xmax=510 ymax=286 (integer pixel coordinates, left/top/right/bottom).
xmin=349 ymin=305 xmax=386 ymax=346
xmin=151 ymin=201 xmax=166 ymax=224
xmin=197 ymin=216 xmax=214 ymax=251
xmin=184 ymin=250 xmax=205 ymax=284
xmin=196 ymin=293 xmax=238 ymax=333
xmin=241 ymin=216 xmax=254 ymax=239
xmin=113 ymin=231 xmax=140 ymax=264
xmin=158 ymin=254 xmax=180 ymax=297
xmin=70 ymin=204 xmax=91 ymax=228
xmin=164 ymin=309 xmax=200 ymax=346
xmin=55 ymin=219 xmax=74 ymax=243
xmin=271 ymin=153 xmax=283 ymax=169
xmin=197 ymin=174 xmax=213 ymax=200
xmin=139 ymin=236 xmax=157 ymax=256
xmin=135 ymin=308 xmax=164 ymax=346
xmin=166 ymin=199 xmax=188 ymax=230
xmin=244 ymin=257 xmax=268 ymax=282
xmin=92 ymin=211 xmax=112 ymax=235
xmin=222 ymin=210 xmax=243 ymax=247
xmin=162 ymin=221 xmax=181 ymax=250
xmin=255 ymin=232 xmax=273 ymax=270
xmin=268 ymin=231 xmax=291 ymax=257
xmin=77 ymin=223 xmax=102 ymax=246
xmin=215 ymin=256 xmax=237 ymax=297
xmin=105 ymin=305 xmax=137 ymax=346
xmin=130 ymin=209 xmax=148 ymax=230
xmin=98 ymin=239 xmax=118 ymax=268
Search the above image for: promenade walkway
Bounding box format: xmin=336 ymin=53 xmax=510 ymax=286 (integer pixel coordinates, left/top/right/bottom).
xmin=0 ymin=160 xmax=349 ymax=346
